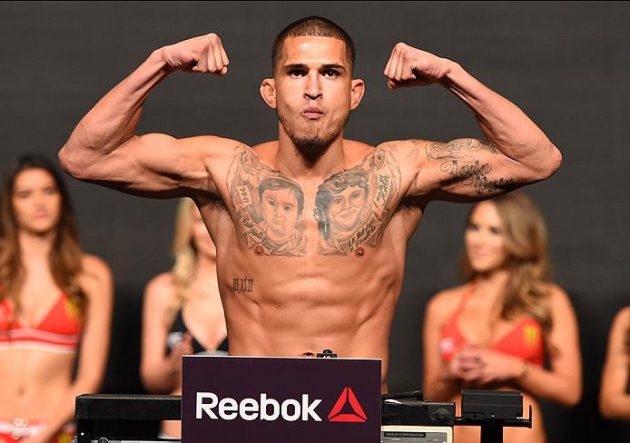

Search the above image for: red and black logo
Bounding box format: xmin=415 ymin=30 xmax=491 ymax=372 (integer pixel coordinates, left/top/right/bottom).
xmin=327 ymin=387 xmax=367 ymax=423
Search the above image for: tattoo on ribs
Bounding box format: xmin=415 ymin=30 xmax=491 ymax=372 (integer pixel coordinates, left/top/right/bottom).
xmin=227 ymin=146 xmax=307 ymax=256
xmin=425 ymin=139 xmax=513 ymax=195
xmin=232 ymin=277 xmax=254 ymax=294
xmin=314 ymin=146 xmax=401 ymax=255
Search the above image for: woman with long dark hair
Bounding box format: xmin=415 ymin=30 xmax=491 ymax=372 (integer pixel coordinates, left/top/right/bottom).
xmin=422 ymin=192 xmax=581 ymax=443
xmin=0 ymin=155 xmax=112 ymax=443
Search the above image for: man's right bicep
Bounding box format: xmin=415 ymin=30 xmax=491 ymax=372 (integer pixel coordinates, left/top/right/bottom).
xmin=70 ymin=133 xmax=235 ymax=198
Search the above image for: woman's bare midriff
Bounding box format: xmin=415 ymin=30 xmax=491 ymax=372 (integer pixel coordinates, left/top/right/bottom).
xmin=0 ymin=349 xmax=75 ymax=420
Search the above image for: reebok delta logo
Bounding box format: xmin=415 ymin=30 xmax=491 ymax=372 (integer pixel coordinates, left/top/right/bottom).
xmin=328 ymin=387 xmax=368 ymax=423
xmin=195 ymin=387 xmax=367 ymax=424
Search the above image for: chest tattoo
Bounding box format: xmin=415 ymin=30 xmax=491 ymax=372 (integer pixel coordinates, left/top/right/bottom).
xmin=227 ymin=146 xmax=307 ymax=256
xmin=314 ymin=146 xmax=401 ymax=255
xmin=226 ymin=146 xmax=401 ymax=257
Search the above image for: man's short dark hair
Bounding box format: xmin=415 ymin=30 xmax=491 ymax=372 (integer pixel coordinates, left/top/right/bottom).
xmin=272 ymin=16 xmax=355 ymax=75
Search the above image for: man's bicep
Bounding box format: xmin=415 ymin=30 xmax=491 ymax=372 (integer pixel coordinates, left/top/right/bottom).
xmin=411 ymin=138 xmax=522 ymax=202
xmin=86 ymin=134 xmax=236 ymax=198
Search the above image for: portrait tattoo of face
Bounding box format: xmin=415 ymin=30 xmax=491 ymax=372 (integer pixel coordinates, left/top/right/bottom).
xmin=227 ymin=146 xmax=307 ymax=256
xmin=314 ymin=146 xmax=401 ymax=255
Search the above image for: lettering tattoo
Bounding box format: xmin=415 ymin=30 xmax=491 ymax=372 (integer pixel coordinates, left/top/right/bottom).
xmin=314 ymin=146 xmax=401 ymax=255
xmin=227 ymin=146 xmax=307 ymax=256
xmin=232 ymin=277 xmax=254 ymax=294
xmin=425 ymin=139 xmax=513 ymax=195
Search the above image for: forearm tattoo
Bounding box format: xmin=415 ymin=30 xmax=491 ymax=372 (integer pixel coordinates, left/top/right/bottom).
xmin=425 ymin=139 xmax=513 ymax=195
xmin=314 ymin=146 xmax=401 ymax=255
xmin=227 ymin=146 xmax=307 ymax=256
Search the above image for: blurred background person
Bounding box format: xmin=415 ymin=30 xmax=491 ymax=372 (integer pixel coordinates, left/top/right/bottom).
xmin=140 ymin=198 xmax=227 ymax=439
xmin=0 ymin=154 xmax=112 ymax=443
xmin=599 ymin=305 xmax=630 ymax=420
xmin=422 ymin=192 xmax=582 ymax=443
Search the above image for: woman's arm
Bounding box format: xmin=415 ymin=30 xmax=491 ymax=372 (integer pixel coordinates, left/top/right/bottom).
xmin=140 ymin=273 xmax=192 ymax=394
xmin=516 ymin=286 xmax=582 ymax=406
xmin=422 ymin=291 xmax=461 ymax=401
xmin=599 ymin=306 xmax=630 ymax=420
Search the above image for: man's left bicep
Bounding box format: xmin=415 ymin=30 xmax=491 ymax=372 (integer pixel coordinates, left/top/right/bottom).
xmin=414 ymin=138 xmax=523 ymax=201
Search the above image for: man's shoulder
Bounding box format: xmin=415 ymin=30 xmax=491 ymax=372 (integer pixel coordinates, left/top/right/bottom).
xmin=181 ymin=135 xmax=251 ymax=157
xmin=342 ymin=139 xmax=375 ymax=167
xmin=250 ymin=140 xmax=278 ymax=157
xmin=344 ymin=139 xmax=375 ymax=150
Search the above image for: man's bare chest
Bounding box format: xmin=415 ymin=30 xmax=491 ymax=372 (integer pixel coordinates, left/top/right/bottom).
xmin=223 ymin=145 xmax=404 ymax=257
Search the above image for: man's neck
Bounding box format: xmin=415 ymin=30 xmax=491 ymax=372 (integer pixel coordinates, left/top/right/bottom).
xmin=274 ymin=128 xmax=346 ymax=180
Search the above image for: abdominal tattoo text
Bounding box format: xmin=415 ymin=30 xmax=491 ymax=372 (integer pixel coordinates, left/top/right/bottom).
xmin=232 ymin=277 xmax=254 ymax=294
xmin=424 ymin=139 xmax=514 ymax=194
xmin=226 ymin=145 xmax=401 ymax=257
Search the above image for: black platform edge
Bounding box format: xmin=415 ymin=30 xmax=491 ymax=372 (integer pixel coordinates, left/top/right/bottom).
xmin=76 ymin=394 xmax=181 ymax=420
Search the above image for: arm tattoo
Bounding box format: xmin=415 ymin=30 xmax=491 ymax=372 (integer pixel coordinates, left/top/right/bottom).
xmin=426 ymin=139 xmax=513 ymax=195
xmin=314 ymin=146 xmax=401 ymax=255
xmin=227 ymin=146 xmax=307 ymax=256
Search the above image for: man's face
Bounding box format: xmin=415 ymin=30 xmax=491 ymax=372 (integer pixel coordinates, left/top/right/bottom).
xmin=261 ymin=187 xmax=300 ymax=241
xmin=328 ymin=185 xmax=367 ymax=235
xmin=273 ymin=36 xmax=355 ymax=155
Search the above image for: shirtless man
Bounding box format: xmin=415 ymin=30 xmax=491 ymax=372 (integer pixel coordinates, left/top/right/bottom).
xmin=59 ymin=16 xmax=561 ymax=392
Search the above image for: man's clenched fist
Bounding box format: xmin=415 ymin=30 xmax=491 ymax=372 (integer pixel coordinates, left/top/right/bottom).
xmin=384 ymin=42 xmax=450 ymax=89
xmin=161 ymin=33 xmax=229 ymax=75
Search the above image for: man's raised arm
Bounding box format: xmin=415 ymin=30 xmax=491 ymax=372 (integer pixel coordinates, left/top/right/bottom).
xmin=59 ymin=33 xmax=236 ymax=198
xmin=382 ymin=43 xmax=562 ymax=202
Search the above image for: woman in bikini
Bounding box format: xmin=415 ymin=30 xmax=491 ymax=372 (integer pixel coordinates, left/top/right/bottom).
xmin=422 ymin=192 xmax=582 ymax=443
xmin=140 ymin=197 xmax=227 ymax=439
xmin=599 ymin=305 xmax=630 ymax=420
xmin=0 ymin=155 xmax=112 ymax=443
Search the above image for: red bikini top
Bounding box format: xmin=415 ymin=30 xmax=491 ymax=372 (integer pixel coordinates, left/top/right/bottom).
xmin=439 ymin=288 xmax=544 ymax=366
xmin=0 ymin=293 xmax=82 ymax=353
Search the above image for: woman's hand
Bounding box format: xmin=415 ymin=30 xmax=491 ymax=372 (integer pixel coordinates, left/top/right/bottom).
xmin=167 ymin=333 xmax=194 ymax=375
xmin=451 ymin=345 xmax=523 ymax=385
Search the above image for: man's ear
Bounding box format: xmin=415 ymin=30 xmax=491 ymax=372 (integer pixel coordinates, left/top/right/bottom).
xmin=350 ymin=79 xmax=365 ymax=110
xmin=260 ymin=78 xmax=276 ymax=109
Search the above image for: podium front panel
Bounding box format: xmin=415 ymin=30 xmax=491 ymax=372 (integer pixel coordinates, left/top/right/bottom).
xmin=183 ymin=355 xmax=381 ymax=443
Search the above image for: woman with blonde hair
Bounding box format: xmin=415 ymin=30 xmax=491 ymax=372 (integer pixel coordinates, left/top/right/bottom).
xmin=423 ymin=192 xmax=581 ymax=443
xmin=0 ymin=154 xmax=112 ymax=443
xmin=140 ymin=197 xmax=226 ymax=439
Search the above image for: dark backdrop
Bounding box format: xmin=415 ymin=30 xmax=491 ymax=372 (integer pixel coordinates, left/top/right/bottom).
xmin=1 ymin=2 xmax=628 ymax=441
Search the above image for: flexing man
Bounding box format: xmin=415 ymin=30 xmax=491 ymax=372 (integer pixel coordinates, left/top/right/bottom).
xmin=59 ymin=17 xmax=561 ymax=392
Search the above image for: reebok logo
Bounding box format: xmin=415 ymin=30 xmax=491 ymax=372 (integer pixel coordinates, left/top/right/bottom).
xmin=195 ymin=388 xmax=367 ymax=424
xmin=327 ymin=387 xmax=368 ymax=423
xmin=196 ymin=393 xmax=322 ymax=422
